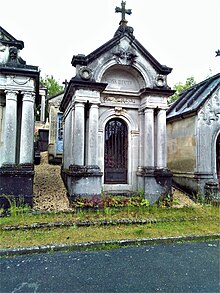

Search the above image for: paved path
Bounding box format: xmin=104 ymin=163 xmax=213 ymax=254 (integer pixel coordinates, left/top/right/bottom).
xmin=1 ymin=241 xmax=219 ymax=292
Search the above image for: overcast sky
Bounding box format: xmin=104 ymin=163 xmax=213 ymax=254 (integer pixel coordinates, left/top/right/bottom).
xmin=1 ymin=0 xmax=220 ymax=87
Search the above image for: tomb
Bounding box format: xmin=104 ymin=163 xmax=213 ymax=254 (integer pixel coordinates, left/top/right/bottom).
xmin=47 ymin=91 xmax=64 ymax=164
xmin=167 ymin=73 xmax=220 ymax=198
xmin=60 ymin=2 xmax=174 ymax=203
xmin=0 ymin=26 xmax=39 ymax=207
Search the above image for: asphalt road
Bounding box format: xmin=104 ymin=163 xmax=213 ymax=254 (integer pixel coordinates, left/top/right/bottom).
xmin=0 ymin=240 xmax=219 ymax=293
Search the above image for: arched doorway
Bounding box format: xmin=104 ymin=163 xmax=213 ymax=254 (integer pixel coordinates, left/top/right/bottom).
xmin=216 ymin=134 xmax=220 ymax=186
xmin=104 ymin=118 xmax=128 ymax=184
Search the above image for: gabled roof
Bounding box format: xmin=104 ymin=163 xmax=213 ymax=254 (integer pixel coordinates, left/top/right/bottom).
xmin=72 ymin=25 xmax=172 ymax=76
xmin=0 ymin=26 xmax=24 ymax=49
xmin=167 ymin=73 xmax=220 ymax=121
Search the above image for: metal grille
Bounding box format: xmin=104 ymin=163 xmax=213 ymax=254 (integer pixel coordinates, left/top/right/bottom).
xmin=104 ymin=119 xmax=128 ymax=184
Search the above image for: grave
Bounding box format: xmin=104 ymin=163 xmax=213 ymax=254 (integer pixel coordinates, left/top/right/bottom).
xmin=60 ymin=2 xmax=174 ymax=204
xmin=0 ymin=26 xmax=39 ymax=207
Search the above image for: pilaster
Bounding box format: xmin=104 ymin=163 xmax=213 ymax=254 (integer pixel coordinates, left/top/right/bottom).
xmin=156 ymin=109 xmax=167 ymax=168
xmin=73 ymin=102 xmax=85 ymax=165
xmin=87 ymin=104 xmax=99 ymax=165
xmin=19 ymin=91 xmax=35 ymax=164
xmin=3 ymin=90 xmax=18 ymax=164
xmin=144 ymin=108 xmax=154 ymax=167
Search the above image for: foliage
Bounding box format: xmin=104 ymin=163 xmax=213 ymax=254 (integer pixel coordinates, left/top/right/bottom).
xmin=0 ymin=195 xmax=31 ymax=218
xmin=72 ymin=193 xmax=150 ymax=210
xmin=168 ymin=76 xmax=196 ymax=104
xmin=40 ymin=74 xmax=63 ymax=97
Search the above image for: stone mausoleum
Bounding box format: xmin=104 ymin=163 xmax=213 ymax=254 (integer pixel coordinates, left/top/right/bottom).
xmin=0 ymin=26 xmax=39 ymax=207
xmin=60 ymin=2 xmax=174 ymax=203
xmin=167 ymin=73 xmax=220 ymax=198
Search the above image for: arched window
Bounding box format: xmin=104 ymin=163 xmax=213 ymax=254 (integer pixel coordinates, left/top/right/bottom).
xmin=104 ymin=118 xmax=128 ymax=184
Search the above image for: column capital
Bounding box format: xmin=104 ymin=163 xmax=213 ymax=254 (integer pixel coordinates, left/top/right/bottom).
xmin=144 ymin=108 xmax=154 ymax=114
xmin=21 ymin=91 xmax=35 ymax=102
xmin=4 ymin=90 xmax=18 ymax=101
xmin=5 ymin=89 xmax=19 ymax=95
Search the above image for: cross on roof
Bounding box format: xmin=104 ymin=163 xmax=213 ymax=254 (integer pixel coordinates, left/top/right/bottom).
xmin=115 ymin=1 xmax=132 ymax=26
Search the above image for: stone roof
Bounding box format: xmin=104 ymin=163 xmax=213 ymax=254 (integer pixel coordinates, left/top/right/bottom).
xmin=167 ymin=73 xmax=220 ymax=121
xmin=72 ymin=25 xmax=172 ymax=76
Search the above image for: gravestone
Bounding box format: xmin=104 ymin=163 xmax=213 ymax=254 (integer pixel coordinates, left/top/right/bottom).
xmin=60 ymin=2 xmax=174 ymax=204
xmin=0 ymin=26 xmax=39 ymax=207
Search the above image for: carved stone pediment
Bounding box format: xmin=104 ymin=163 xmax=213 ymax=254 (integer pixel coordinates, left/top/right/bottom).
xmin=198 ymin=89 xmax=220 ymax=125
xmin=113 ymin=47 xmax=137 ymax=65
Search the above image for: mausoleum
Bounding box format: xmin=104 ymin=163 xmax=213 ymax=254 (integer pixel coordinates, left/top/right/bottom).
xmin=60 ymin=2 xmax=174 ymax=203
xmin=167 ymin=73 xmax=220 ymax=198
xmin=47 ymin=91 xmax=64 ymax=164
xmin=0 ymin=26 xmax=39 ymax=207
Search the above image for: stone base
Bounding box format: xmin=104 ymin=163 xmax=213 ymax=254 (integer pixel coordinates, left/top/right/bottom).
xmin=137 ymin=167 xmax=172 ymax=204
xmin=0 ymin=164 xmax=34 ymax=208
xmin=61 ymin=165 xmax=103 ymax=202
xmin=172 ymin=172 xmax=219 ymax=197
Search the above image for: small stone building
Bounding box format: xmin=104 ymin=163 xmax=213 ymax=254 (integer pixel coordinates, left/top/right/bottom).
xmin=47 ymin=91 xmax=64 ymax=163
xmin=167 ymin=73 xmax=220 ymax=197
xmin=0 ymin=26 xmax=39 ymax=207
xmin=60 ymin=10 xmax=174 ymax=203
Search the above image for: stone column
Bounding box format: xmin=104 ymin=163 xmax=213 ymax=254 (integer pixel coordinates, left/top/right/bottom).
xmin=156 ymin=109 xmax=167 ymax=168
xmin=73 ymin=102 xmax=85 ymax=165
xmin=144 ymin=108 xmax=154 ymax=167
xmin=19 ymin=92 xmax=35 ymax=164
xmin=40 ymin=92 xmax=46 ymax=122
xmin=3 ymin=90 xmax=18 ymax=164
xmin=138 ymin=110 xmax=144 ymax=168
xmin=87 ymin=104 xmax=99 ymax=165
xmin=0 ymin=97 xmax=5 ymax=166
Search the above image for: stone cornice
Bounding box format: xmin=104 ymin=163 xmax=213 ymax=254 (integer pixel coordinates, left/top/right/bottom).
xmin=60 ymin=78 xmax=107 ymax=112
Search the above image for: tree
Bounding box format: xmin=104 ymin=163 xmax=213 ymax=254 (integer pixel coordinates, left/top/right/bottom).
xmin=168 ymin=76 xmax=196 ymax=104
xmin=40 ymin=75 xmax=64 ymax=97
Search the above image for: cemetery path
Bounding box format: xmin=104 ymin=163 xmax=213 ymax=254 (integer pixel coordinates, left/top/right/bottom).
xmin=33 ymin=152 xmax=196 ymax=212
xmin=33 ymin=152 xmax=70 ymax=212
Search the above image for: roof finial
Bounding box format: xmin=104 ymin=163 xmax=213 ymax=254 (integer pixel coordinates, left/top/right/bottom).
xmin=115 ymin=1 xmax=132 ymax=26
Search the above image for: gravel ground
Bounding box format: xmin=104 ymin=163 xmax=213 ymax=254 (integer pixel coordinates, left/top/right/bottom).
xmin=33 ymin=152 xmax=196 ymax=212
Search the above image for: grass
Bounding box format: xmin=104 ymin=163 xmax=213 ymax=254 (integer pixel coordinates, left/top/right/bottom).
xmin=1 ymin=219 xmax=219 ymax=249
xmin=0 ymin=205 xmax=219 ymax=249
xmin=1 ymin=205 xmax=219 ymax=228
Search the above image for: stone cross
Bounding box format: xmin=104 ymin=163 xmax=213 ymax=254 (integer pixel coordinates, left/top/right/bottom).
xmin=62 ymin=79 xmax=68 ymax=89
xmin=115 ymin=1 xmax=132 ymax=26
xmin=215 ymin=49 xmax=220 ymax=57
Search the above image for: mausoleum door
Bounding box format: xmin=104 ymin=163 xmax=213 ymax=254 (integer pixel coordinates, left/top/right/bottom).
xmin=104 ymin=118 xmax=128 ymax=184
xmin=216 ymin=134 xmax=220 ymax=186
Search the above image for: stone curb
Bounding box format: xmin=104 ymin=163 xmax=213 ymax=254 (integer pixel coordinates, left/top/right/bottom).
xmin=2 ymin=216 xmax=218 ymax=231
xmin=0 ymin=234 xmax=219 ymax=257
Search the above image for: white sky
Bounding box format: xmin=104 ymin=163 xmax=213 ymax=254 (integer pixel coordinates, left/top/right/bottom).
xmin=1 ymin=0 xmax=220 ymax=87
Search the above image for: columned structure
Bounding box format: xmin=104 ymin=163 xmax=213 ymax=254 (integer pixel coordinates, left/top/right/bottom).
xmin=0 ymin=26 xmax=39 ymax=207
xmin=60 ymin=4 xmax=174 ymax=203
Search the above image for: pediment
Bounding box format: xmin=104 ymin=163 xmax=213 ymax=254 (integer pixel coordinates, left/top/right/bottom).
xmin=72 ymin=25 xmax=172 ymax=77
xmin=0 ymin=26 xmax=24 ymax=49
